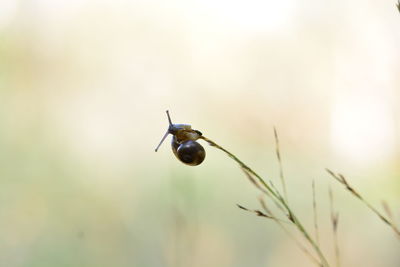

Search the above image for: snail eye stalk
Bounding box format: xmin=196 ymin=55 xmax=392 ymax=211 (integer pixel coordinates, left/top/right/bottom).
xmin=155 ymin=110 xmax=173 ymax=152
xmin=155 ymin=131 xmax=169 ymax=152
xmin=166 ymin=110 xmax=172 ymax=125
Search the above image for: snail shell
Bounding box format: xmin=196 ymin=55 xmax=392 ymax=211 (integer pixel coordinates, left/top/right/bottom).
xmin=171 ymin=136 xmax=205 ymax=166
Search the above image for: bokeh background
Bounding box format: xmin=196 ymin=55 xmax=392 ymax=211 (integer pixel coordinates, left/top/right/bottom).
xmin=1 ymin=0 xmax=400 ymax=266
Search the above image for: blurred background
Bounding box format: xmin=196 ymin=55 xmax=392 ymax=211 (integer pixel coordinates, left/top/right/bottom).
xmin=0 ymin=0 xmax=399 ymax=266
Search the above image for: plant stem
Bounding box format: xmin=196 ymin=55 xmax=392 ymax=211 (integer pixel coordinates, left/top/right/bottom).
xmin=200 ymin=136 xmax=330 ymax=267
xmin=312 ymin=180 xmax=320 ymax=247
xmin=274 ymin=127 xmax=288 ymax=202
xmin=326 ymin=169 xmax=400 ymax=240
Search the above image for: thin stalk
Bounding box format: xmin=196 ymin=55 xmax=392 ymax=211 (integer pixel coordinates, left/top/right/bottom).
xmin=312 ymin=180 xmax=320 ymax=247
xmin=329 ymin=187 xmax=340 ymax=267
xmin=274 ymin=127 xmax=288 ymax=202
xmin=259 ymin=197 xmax=322 ymax=267
xmin=326 ymin=169 xmax=400 ymax=240
xmin=200 ymin=136 xmax=330 ymax=267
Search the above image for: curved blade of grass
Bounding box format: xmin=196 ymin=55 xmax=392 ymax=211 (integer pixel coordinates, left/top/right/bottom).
xmin=200 ymin=135 xmax=330 ymax=267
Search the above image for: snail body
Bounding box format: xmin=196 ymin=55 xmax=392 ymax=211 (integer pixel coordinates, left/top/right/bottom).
xmin=155 ymin=111 xmax=205 ymax=166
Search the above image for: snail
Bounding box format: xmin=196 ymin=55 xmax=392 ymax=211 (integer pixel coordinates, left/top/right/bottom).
xmin=155 ymin=110 xmax=205 ymax=166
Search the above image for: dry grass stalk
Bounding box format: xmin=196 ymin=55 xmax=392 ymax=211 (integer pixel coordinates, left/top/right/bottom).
xmin=312 ymin=180 xmax=320 ymax=247
xmin=326 ymin=169 xmax=400 ymax=239
xmin=381 ymin=200 xmax=395 ymax=224
xmin=257 ymin=196 xmax=323 ymax=267
xmin=242 ymin=168 xmax=287 ymax=216
xmin=274 ymin=127 xmax=288 ymax=202
xmin=236 ymin=203 xmax=289 ymax=224
xmin=200 ymin=135 xmax=330 ymax=267
xmin=241 ymin=167 xmax=269 ymax=195
xmin=329 ymin=187 xmax=340 ymax=267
